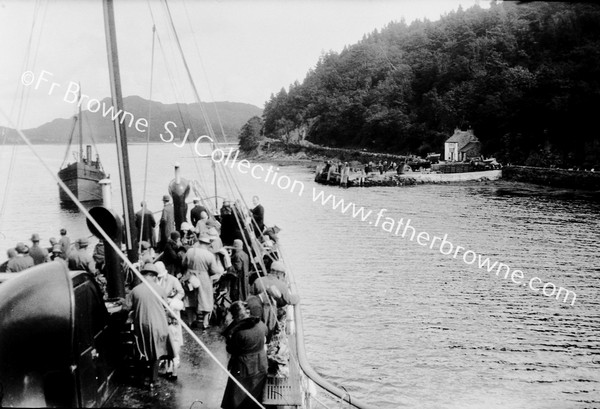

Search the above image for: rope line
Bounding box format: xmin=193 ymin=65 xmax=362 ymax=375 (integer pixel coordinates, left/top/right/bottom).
xmin=0 ymin=109 xmax=265 ymax=409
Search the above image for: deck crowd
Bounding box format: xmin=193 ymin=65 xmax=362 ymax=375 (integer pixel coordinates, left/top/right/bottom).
xmin=1 ymin=194 xmax=298 ymax=408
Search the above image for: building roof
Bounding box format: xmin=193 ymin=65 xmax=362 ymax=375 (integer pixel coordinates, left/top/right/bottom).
xmin=445 ymin=129 xmax=478 ymax=149
xmin=459 ymin=141 xmax=481 ymax=153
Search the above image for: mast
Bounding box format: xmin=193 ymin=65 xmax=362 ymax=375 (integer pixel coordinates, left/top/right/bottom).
xmin=78 ymin=83 xmax=83 ymax=162
xmin=102 ymin=0 xmax=137 ymax=262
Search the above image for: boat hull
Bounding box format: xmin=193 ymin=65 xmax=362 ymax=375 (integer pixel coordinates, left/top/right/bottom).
xmin=58 ymin=161 xmax=105 ymax=202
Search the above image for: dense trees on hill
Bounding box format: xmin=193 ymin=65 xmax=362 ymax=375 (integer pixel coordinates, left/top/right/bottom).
xmin=260 ymin=2 xmax=600 ymax=168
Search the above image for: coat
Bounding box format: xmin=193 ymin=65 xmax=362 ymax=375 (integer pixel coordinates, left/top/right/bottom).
xmin=250 ymin=204 xmax=264 ymax=233
xmin=159 ymin=204 xmax=175 ymax=249
xmin=135 ymin=208 xmax=157 ymax=247
xmin=130 ymin=281 xmax=170 ymax=361
xmin=182 ymin=246 xmax=224 ymax=313
xmin=221 ymin=317 xmax=268 ymax=409
xmin=190 ymin=204 xmax=208 ymax=228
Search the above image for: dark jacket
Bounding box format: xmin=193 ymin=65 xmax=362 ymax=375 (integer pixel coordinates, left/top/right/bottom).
xmin=221 ymin=317 xmax=268 ymax=409
xmin=135 ymin=208 xmax=157 ymax=247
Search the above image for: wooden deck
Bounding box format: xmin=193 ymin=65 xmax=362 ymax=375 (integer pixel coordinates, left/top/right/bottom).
xmin=105 ymin=326 xmax=228 ymax=409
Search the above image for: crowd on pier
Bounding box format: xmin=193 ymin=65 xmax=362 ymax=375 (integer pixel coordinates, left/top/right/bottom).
xmin=0 ymin=194 xmax=298 ymax=408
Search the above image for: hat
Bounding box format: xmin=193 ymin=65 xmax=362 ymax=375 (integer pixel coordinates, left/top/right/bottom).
xmin=233 ymin=239 xmax=243 ymax=250
xmin=181 ymin=222 xmax=193 ymax=231
xmin=78 ymin=237 xmax=89 ymax=247
xmin=60 ymin=228 xmax=67 ymax=235
xmin=270 ymin=260 xmax=286 ymax=274
xmin=15 ymin=242 xmax=28 ymax=254
xmin=49 ymin=237 xmax=57 ymax=245
xmin=162 ymin=194 xmax=171 ymax=202
xmin=170 ymin=231 xmax=180 ymax=240
xmin=52 ymin=244 xmax=62 ymax=253
xmin=30 ymin=233 xmax=40 ymax=242
xmin=140 ymin=241 xmax=151 ymax=250
xmin=193 ymin=198 xmax=201 ymax=204
xmin=155 ymin=261 xmax=168 ymax=278
xmin=198 ymin=235 xmax=211 ymax=244
xmin=140 ymin=263 xmax=159 ymax=276
xmin=207 ymin=227 xmax=219 ymax=237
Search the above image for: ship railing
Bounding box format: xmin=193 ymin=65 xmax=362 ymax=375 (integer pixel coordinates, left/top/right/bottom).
xmin=270 ymin=303 xmax=378 ymax=409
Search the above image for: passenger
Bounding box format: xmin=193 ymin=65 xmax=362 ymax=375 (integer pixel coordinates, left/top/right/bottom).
xmin=130 ymin=263 xmax=170 ymax=390
xmin=208 ymin=227 xmax=223 ymax=252
xmin=250 ymin=195 xmax=265 ymax=233
xmin=139 ymin=241 xmax=155 ymax=264
xmin=135 ymin=201 xmax=157 ymax=248
xmin=0 ymin=248 xmax=17 ymax=272
xmin=251 ymin=261 xmax=299 ymax=309
xmin=158 ymin=194 xmax=175 ymax=252
xmin=162 ymin=231 xmax=182 ymax=276
xmin=180 ymin=222 xmax=197 ymax=248
xmin=220 ymin=200 xmax=243 ymax=246
xmin=7 ymin=242 xmax=34 ymax=272
xmin=221 ymin=301 xmax=268 ymax=409
xmin=58 ymin=228 xmax=71 ymax=260
xmin=50 ymin=244 xmax=66 ymax=263
xmin=263 ymin=225 xmax=281 ymax=245
xmin=155 ymin=261 xmax=184 ymax=380
xmin=68 ymin=238 xmax=96 ymax=275
xmin=230 ymin=239 xmax=249 ymax=302
xmin=47 ymin=237 xmax=58 ymax=253
xmin=29 ymin=233 xmax=48 ymax=265
xmin=189 ymin=198 xmax=208 ymax=228
xmin=195 ymin=210 xmax=211 ymax=237
xmin=93 ymin=240 xmax=105 ymax=273
xmin=181 ymin=234 xmax=224 ymax=329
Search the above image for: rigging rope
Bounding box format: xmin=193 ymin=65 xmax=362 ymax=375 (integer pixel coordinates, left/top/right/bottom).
xmin=0 ymin=109 xmax=265 ymax=409
xmin=0 ymin=0 xmax=46 ymax=237
xmin=138 ymin=24 xmax=157 ymax=253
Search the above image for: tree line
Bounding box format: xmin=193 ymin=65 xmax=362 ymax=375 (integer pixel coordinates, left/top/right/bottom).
xmin=249 ymin=2 xmax=600 ymax=168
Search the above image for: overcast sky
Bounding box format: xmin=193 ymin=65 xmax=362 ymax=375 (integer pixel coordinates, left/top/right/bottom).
xmin=0 ymin=0 xmax=490 ymax=129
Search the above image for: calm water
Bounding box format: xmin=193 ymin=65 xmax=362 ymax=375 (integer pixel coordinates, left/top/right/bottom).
xmin=1 ymin=143 xmax=599 ymax=408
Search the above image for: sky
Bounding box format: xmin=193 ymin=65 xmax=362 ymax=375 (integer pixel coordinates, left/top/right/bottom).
xmin=0 ymin=0 xmax=490 ymax=129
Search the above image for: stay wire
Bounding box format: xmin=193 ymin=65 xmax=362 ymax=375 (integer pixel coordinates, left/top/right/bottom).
xmin=146 ymin=0 xmax=210 ymax=193
xmin=0 ymin=109 xmax=265 ymax=409
xmin=180 ymin=0 xmax=229 ymax=140
xmin=139 ymin=24 xmax=157 ymax=253
xmin=0 ymin=0 xmax=46 ymax=237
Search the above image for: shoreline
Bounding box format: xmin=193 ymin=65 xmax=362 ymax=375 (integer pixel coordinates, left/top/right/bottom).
xmin=243 ymin=142 xmax=600 ymax=191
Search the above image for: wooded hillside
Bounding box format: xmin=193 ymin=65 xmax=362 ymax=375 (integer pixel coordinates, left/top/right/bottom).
xmin=261 ymin=2 xmax=600 ymax=168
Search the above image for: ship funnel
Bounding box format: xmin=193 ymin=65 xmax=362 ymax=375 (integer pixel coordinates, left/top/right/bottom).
xmin=169 ymin=163 xmax=190 ymax=231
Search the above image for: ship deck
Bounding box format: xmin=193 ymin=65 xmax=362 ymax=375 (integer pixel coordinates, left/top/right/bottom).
xmin=105 ymin=326 xmax=228 ymax=409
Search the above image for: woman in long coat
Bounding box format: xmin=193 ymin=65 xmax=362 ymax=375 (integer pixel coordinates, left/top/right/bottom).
xmin=130 ymin=263 xmax=170 ymax=388
xmin=221 ymin=301 xmax=268 ymax=409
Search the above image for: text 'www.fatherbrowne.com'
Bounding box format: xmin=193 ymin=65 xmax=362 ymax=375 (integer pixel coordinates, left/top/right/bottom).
xmin=311 ymin=188 xmax=577 ymax=306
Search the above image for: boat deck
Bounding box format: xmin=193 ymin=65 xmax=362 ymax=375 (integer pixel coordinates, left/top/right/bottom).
xmin=105 ymin=326 xmax=228 ymax=409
